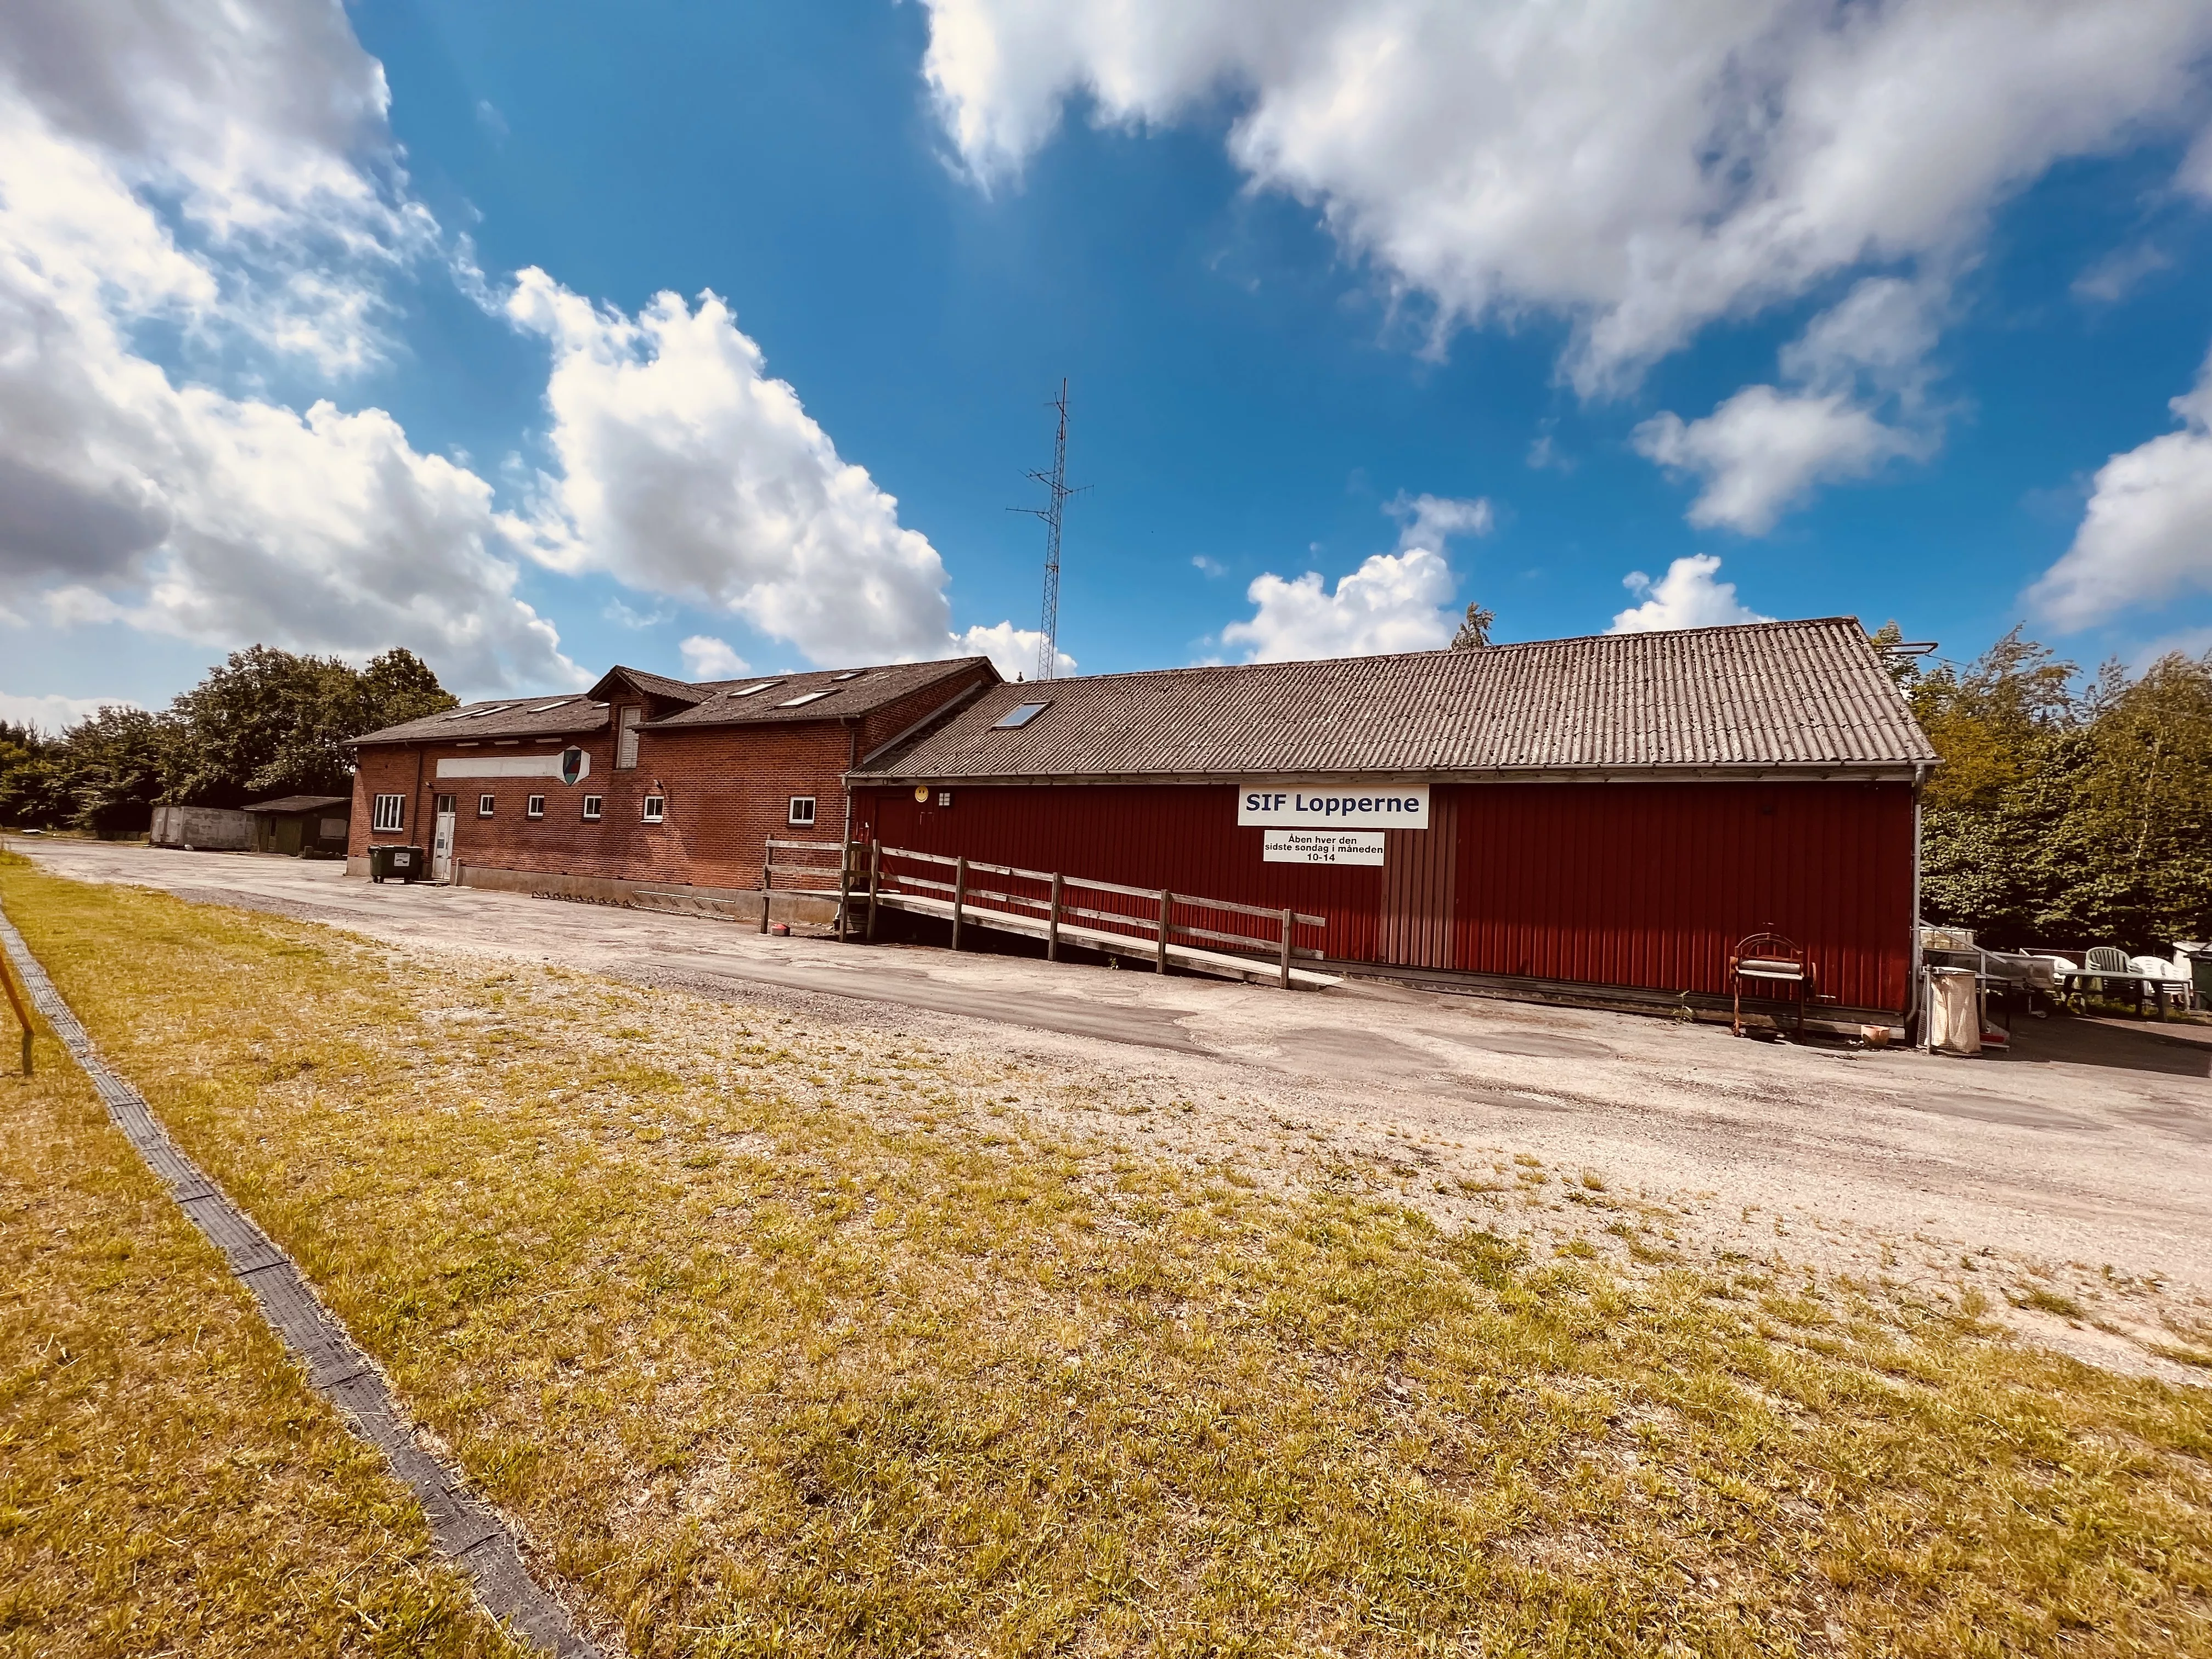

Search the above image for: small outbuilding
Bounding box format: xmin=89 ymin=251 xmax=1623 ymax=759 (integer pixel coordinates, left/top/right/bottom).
xmin=850 ymin=618 xmax=1937 ymax=1030
xmin=242 ymin=795 xmax=353 ymax=857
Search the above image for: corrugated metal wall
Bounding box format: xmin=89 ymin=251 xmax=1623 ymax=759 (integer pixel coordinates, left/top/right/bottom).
xmin=856 ymin=777 xmax=1912 ymax=1012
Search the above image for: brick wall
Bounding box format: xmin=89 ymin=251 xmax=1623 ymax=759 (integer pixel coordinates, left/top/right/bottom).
xmin=347 ymin=663 xmax=994 ymax=888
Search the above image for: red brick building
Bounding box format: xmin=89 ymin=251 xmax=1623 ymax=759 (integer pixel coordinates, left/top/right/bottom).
xmin=347 ymin=656 xmax=996 ymax=898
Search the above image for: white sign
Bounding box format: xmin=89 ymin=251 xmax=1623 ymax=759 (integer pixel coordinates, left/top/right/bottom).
xmin=436 ymin=747 xmax=590 ymax=782
xmin=1264 ymin=829 xmax=1385 ymax=866
xmin=1238 ymin=783 xmax=1428 ymax=830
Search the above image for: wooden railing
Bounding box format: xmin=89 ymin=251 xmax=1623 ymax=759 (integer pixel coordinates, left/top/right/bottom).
xmin=0 ymin=940 xmax=31 ymax=1076
xmin=867 ymin=844 xmax=1325 ymax=988
xmin=761 ymin=837 xmax=857 ymax=937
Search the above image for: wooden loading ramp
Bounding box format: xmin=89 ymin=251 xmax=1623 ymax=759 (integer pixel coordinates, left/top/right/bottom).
xmin=769 ymin=840 xmax=1340 ymax=991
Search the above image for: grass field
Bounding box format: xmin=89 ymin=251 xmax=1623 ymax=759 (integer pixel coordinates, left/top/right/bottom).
xmin=3 ymin=852 xmax=2210 ymax=1656
xmin=0 ymin=896 xmax=531 ymax=1654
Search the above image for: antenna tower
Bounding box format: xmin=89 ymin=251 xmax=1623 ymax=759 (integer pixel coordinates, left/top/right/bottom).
xmin=1011 ymin=379 xmax=1084 ymax=681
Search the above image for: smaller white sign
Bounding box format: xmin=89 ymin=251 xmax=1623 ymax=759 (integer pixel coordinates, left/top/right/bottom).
xmin=1263 ymin=829 xmax=1385 ymax=866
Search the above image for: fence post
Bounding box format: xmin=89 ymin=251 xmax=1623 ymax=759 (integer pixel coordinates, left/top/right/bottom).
xmin=1156 ymin=890 xmax=1172 ymax=974
xmin=1047 ymin=872 xmax=1063 ymax=961
xmin=759 ymin=848 xmax=771 ymax=934
xmin=0 ymin=949 xmax=30 ymax=1077
xmin=1279 ymin=908 xmax=1294 ymax=991
xmin=836 ymin=842 xmax=853 ymax=944
xmin=951 ymin=856 xmax=967 ymax=951
xmin=866 ymin=840 xmax=882 ymax=943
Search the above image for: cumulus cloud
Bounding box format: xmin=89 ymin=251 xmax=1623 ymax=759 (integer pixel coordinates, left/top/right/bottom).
xmin=0 ymin=690 xmax=136 ymax=732
xmin=0 ymin=0 xmax=577 ymax=692
xmin=1634 ymin=387 xmax=1923 ymax=536
xmin=501 ymin=268 xmax=1048 ymax=672
xmin=679 ymin=635 xmax=750 ymax=680
xmin=1222 ymin=547 xmax=1456 ymax=662
xmin=923 ymin=0 xmax=2212 ymax=392
xmin=1609 ymin=555 xmax=1772 ymax=634
xmin=2027 ymin=353 xmax=2212 ymax=629
xmin=954 ymin=620 xmax=1074 ymax=681
xmin=1387 ymin=491 xmax=1493 ymax=551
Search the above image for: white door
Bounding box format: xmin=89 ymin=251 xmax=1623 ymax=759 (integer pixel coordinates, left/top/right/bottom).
xmin=432 ymin=810 xmax=456 ymax=882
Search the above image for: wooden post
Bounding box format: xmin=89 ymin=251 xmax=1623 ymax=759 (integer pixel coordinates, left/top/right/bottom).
xmin=836 ymin=842 xmax=853 ymax=944
xmin=1279 ymin=908 xmax=1294 ymax=990
xmin=1047 ymin=872 xmax=1063 ymax=962
xmin=951 ymin=856 xmax=967 ymax=951
xmin=759 ymin=849 xmax=771 ymax=934
xmin=1156 ymin=890 xmax=1172 ymax=974
xmin=866 ymin=840 xmax=882 ymax=943
xmin=0 ymin=949 xmax=31 ymax=1077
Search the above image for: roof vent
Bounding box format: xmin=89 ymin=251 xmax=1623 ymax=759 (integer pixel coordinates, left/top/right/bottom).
xmin=993 ymin=701 xmax=1050 ymax=729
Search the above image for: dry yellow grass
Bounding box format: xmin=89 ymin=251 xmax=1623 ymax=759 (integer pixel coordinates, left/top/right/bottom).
xmin=0 ymin=889 xmax=532 ymax=1655
xmin=4 ymin=853 xmax=2210 ymax=1656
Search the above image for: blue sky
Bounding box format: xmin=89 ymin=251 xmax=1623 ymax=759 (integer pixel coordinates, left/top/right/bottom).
xmin=6 ymin=0 xmax=2212 ymax=720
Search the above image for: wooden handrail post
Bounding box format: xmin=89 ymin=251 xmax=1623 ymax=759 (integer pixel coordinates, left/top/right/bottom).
xmin=759 ymin=852 xmax=772 ymax=934
xmin=836 ymin=842 xmax=853 ymax=944
xmin=1279 ymin=908 xmax=1294 ymax=990
xmin=866 ymin=840 xmax=882 ymax=942
xmin=0 ymin=949 xmax=31 ymax=1077
xmin=951 ymin=856 xmax=967 ymax=951
xmin=1047 ymin=872 xmax=1063 ymax=962
xmin=1156 ymin=890 xmax=1172 ymax=973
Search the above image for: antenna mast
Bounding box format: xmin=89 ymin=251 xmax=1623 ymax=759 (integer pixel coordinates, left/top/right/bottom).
xmin=1012 ymin=379 xmax=1081 ymax=681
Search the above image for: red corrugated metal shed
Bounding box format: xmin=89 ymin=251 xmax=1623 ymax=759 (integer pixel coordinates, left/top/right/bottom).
xmin=851 ymin=619 xmax=1932 ymax=1017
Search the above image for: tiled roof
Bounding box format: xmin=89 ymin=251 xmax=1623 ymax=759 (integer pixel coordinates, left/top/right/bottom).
xmin=856 ymin=619 xmax=1937 ymax=782
xmin=351 ymin=658 xmax=995 ymax=746
xmin=641 ymin=657 xmax=992 ymax=730
xmin=351 ymin=694 xmax=610 ymax=747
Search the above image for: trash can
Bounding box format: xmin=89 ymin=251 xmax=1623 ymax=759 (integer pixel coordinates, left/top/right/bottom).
xmin=1926 ymin=967 xmax=1982 ymax=1056
xmin=369 ymin=844 xmax=427 ymax=883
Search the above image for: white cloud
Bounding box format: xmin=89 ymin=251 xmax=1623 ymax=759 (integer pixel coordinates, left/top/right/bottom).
xmin=1634 ymin=386 xmax=1922 ymax=536
xmin=501 ymin=268 xmax=1043 ymax=673
xmin=923 ymin=1 xmax=2212 ymax=392
xmin=0 ymin=690 xmax=135 ymax=732
xmin=2072 ymin=242 xmax=2172 ymax=305
xmin=2027 ymin=353 xmax=2212 ymax=629
xmin=1192 ymin=554 xmax=1226 ymax=578
xmin=1222 ymin=546 xmax=1455 ymax=662
xmin=0 ymin=0 xmax=578 ymax=693
xmin=678 ymin=634 xmax=750 ymax=680
xmin=1387 ymin=491 xmax=1493 ymax=551
xmin=955 ymin=620 xmax=1075 ymax=681
xmin=1609 ymin=555 xmax=1771 ymax=634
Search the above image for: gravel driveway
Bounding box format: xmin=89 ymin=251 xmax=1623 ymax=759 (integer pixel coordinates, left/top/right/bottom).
xmin=19 ymin=836 xmax=2210 ymax=1379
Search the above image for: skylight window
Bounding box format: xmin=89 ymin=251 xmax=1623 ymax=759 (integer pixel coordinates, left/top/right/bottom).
xmin=449 ymin=702 xmax=517 ymax=720
xmin=526 ymin=698 xmax=574 ymax=714
xmin=727 ymin=681 xmax=783 ymax=698
xmin=778 ymin=690 xmax=834 ymax=707
xmin=832 ymin=670 xmax=865 ymax=681
xmin=993 ymin=701 xmax=1050 ymax=729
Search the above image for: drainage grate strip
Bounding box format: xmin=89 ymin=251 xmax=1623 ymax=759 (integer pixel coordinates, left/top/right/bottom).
xmin=0 ymin=905 xmax=598 ymax=1659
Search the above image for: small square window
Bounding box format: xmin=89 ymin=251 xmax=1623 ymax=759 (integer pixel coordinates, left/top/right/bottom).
xmin=478 ymin=794 xmax=495 ymax=817
xmin=938 ymin=791 xmax=953 ymax=808
xmin=582 ymin=794 xmax=603 ymax=822
xmin=993 ymin=700 xmax=1049 ymax=729
xmin=526 ymin=794 xmax=545 ymax=820
xmin=642 ymin=795 xmax=667 ymax=824
xmin=371 ymin=793 xmax=405 ymax=832
xmin=787 ymin=795 xmax=816 ymax=827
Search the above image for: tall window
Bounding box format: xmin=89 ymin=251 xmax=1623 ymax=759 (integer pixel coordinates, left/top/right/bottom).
xmin=478 ymin=794 xmax=496 ymax=817
xmin=616 ymin=705 xmax=642 ymax=769
xmin=371 ymin=794 xmax=404 ymax=832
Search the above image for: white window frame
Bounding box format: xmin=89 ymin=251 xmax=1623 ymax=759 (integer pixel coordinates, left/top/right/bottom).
xmin=526 ymin=794 xmax=545 ymax=820
xmin=371 ymin=793 xmax=405 ymax=833
xmin=615 ymin=705 xmax=642 ymax=769
xmin=582 ymin=794 xmax=603 ymax=822
xmin=787 ymin=796 xmax=816 ymax=827
xmin=477 ymin=793 xmax=495 ymax=818
xmin=642 ymin=794 xmax=667 ymax=825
